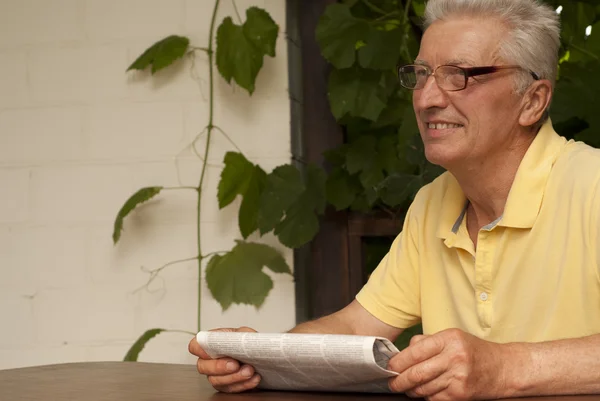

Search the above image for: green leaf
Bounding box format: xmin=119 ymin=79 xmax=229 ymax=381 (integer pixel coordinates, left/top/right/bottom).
xmin=358 ymin=27 xmax=403 ymax=70
xmin=328 ymin=67 xmax=388 ymax=121
xmin=378 ymin=173 xmax=423 ymax=207
xmin=257 ymin=164 xmax=326 ymax=248
xmin=127 ymin=36 xmax=190 ymax=74
xmin=305 ymin=164 xmax=327 ymax=214
xmin=350 ymin=193 xmax=371 ymax=212
xmin=113 ymin=187 xmax=163 ymax=244
xmin=397 ymin=108 xmax=424 ymax=168
xmin=378 ymin=135 xmax=404 ymax=174
xmin=316 ymin=4 xmax=369 ymax=69
xmin=345 ymin=135 xmax=386 ymax=191
xmin=216 ymin=7 xmax=279 ymax=94
xmin=124 ymin=328 xmax=165 ymax=361
xmin=243 ymin=7 xmax=279 ymax=57
xmin=218 ymin=152 xmax=267 ymax=238
xmin=273 ymin=165 xmax=326 ymax=248
xmin=372 ymin=97 xmax=411 ymax=129
xmin=218 ymin=152 xmax=253 ymax=208
xmin=346 ymin=135 xmax=377 ymax=174
xmin=258 ymin=165 xmax=304 ymax=234
xmin=412 ymin=0 xmax=426 ymax=17
xmin=274 ymin=203 xmax=320 ymax=248
xmin=326 ymin=167 xmax=360 ymax=211
xmin=238 ymin=167 xmax=267 ymax=238
xmin=206 ymin=241 xmax=291 ymax=310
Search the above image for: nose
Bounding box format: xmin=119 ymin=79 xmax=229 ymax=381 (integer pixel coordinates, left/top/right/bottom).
xmin=413 ymin=74 xmax=449 ymax=111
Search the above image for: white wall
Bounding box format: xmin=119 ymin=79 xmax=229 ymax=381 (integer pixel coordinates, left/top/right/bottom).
xmin=0 ymin=0 xmax=294 ymax=369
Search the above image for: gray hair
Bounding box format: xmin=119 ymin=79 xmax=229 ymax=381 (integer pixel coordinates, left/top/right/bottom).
xmin=423 ymin=0 xmax=561 ymax=95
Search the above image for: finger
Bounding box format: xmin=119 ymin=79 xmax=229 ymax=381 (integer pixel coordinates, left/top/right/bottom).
xmin=236 ymin=326 xmax=257 ymax=333
xmin=405 ymin=375 xmax=449 ymax=398
xmin=216 ymin=374 xmax=261 ymax=393
xmin=388 ymin=354 xmax=447 ymax=394
xmin=409 ymin=334 xmax=428 ymax=346
xmin=189 ymin=328 xmax=238 ymax=359
xmin=389 ymin=334 xmax=444 ymax=374
xmin=196 ymin=356 xmax=241 ymax=376
xmin=188 ymin=337 xmax=212 ymax=359
xmin=209 ymin=327 xmax=238 ymax=333
xmin=208 ymin=364 xmax=256 ymax=388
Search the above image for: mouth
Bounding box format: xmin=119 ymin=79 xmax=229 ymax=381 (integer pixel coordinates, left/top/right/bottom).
xmin=426 ymin=122 xmax=463 ymax=130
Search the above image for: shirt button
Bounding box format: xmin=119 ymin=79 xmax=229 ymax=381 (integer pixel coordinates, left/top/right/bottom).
xmin=480 ymin=292 xmax=489 ymax=301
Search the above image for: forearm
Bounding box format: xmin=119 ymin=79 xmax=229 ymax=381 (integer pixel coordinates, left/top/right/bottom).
xmin=287 ymin=312 xmax=356 ymax=335
xmin=502 ymin=333 xmax=600 ymax=397
xmin=286 ymin=300 xmax=403 ymax=341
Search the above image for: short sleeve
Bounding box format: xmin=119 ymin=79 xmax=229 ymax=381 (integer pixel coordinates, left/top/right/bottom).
xmin=593 ymin=176 xmax=600 ymax=283
xmin=355 ymin=204 xmax=421 ymax=329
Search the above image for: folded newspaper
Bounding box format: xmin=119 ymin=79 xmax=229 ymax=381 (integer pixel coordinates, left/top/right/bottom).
xmin=195 ymin=331 xmax=400 ymax=393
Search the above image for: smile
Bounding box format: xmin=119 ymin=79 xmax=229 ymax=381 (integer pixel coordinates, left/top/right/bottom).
xmin=427 ymin=123 xmax=463 ymax=129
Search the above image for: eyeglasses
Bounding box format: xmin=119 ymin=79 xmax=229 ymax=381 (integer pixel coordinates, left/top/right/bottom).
xmin=397 ymin=64 xmax=540 ymax=91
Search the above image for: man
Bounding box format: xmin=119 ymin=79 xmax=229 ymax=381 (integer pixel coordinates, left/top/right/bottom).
xmin=189 ymin=0 xmax=600 ymax=399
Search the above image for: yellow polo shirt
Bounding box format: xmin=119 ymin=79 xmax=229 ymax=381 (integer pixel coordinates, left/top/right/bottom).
xmin=356 ymin=121 xmax=600 ymax=343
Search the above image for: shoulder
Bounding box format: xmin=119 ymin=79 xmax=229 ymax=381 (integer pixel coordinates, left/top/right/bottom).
xmin=553 ymin=140 xmax=600 ymax=190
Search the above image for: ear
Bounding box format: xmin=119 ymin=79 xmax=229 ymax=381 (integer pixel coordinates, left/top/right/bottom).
xmin=519 ymin=80 xmax=553 ymax=127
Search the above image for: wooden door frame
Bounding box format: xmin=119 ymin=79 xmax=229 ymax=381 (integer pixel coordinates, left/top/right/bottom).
xmin=286 ymin=0 xmax=403 ymax=323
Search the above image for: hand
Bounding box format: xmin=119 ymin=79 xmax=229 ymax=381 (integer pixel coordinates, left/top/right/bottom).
xmin=387 ymin=328 xmax=511 ymax=401
xmin=188 ymin=326 xmax=261 ymax=393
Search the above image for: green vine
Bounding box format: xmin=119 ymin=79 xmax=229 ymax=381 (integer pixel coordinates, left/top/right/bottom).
xmin=195 ymin=0 xmax=221 ymax=333
xmin=115 ymin=0 xmax=293 ymax=358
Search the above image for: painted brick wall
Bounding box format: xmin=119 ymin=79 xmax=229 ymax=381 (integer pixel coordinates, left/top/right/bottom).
xmin=0 ymin=0 xmax=294 ymax=369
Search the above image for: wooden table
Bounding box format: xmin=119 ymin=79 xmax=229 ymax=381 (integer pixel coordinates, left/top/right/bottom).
xmin=1 ymin=362 xmax=599 ymax=401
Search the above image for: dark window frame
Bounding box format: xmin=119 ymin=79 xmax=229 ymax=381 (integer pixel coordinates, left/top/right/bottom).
xmin=287 ymin=0 xmax=402 ymax=323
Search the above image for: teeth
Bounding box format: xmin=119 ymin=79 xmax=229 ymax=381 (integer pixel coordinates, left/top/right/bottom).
xmin=427 ymin=123 xmax=462 ymax=129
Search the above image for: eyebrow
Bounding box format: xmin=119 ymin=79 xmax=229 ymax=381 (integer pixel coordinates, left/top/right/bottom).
xmin=414 ymin=58 xmax=477 ymax=66
xmin=445 ymin=58 xmax=477 ymax=66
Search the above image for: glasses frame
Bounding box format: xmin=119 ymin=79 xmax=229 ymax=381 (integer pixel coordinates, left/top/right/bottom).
xmin=397 ymin=64 xmax=540 ymax=91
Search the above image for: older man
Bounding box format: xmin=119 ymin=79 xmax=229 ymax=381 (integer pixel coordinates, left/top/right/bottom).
xmin=189 ymin=0 xmax=600 ymax=399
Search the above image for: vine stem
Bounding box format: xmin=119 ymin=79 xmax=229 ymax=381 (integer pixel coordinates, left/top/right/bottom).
xmin=134 ymin=256 xmax=199 ymax=294
xmin=162 ymin=186 xmax=198 ymax=191
xmin=231 ymin=0 xmax=242 ymax=24
xmin=569 ymin=43 xmax=600 ymax=60
xmin=361 ymin=0 xmax=387 ymax=15
xmin=401 ymin=0 xmax=413 ymax=62
xmin=403 ymin=0 xmax=412 ymax=22
xmin=196 ymin=0 xmax=221 ymax=333
xmin=166 ymin=329 xmax=197 ymax=336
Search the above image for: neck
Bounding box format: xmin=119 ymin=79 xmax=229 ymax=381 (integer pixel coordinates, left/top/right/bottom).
xmin=449 ymin=128 xmax=536 ymax=227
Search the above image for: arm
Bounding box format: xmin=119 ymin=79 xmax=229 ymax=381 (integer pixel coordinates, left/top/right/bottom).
xmin=387 ymin=329 xmax=600 ymax=400
xmin=504 ymin=333 xmax=600 ymax=397
xmin=288 ymin=299 xmax=404 ymax=342
xmin=189 ymin=300 xmax=404 ymax=393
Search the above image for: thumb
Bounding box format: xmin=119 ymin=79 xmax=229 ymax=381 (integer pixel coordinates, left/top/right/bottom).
xmin=236 ymin=326 xmax=257 ymax=333
xmin=209 ymin=328 xmax=238 ymax=333
xmin=409 ymin=334 xmax=428 ymax=346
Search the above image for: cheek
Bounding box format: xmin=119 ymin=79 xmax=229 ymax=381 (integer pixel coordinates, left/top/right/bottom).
xmin=412 ymin=93 xmax=420 ymax=112
xmin=453 ymin=91 xmax=515 ymax=126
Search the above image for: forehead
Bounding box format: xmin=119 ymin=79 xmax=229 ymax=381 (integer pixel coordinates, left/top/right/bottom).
xmin=417 ymin=17 xmax=507 ymax=66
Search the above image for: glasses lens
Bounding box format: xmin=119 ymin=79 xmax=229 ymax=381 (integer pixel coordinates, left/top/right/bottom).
xmin=436 ymin=66 xmax=467 ymax=90
xmin=399 ymin=65 xmax=428 ymax=89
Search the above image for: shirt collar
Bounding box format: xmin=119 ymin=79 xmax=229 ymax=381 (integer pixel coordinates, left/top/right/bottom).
xmin=498 ymin=120 xmax=567 ymax=228
xmin=436 ymin=119 xmax=567 ymax=240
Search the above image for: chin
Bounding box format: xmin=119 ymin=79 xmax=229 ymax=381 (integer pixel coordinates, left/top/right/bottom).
xmin=423 ymin=143 xmax=460 ymax=169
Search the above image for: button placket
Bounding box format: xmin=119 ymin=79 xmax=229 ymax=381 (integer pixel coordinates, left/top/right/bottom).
xmin=475 ymin=231 xmax=493 ymax=328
